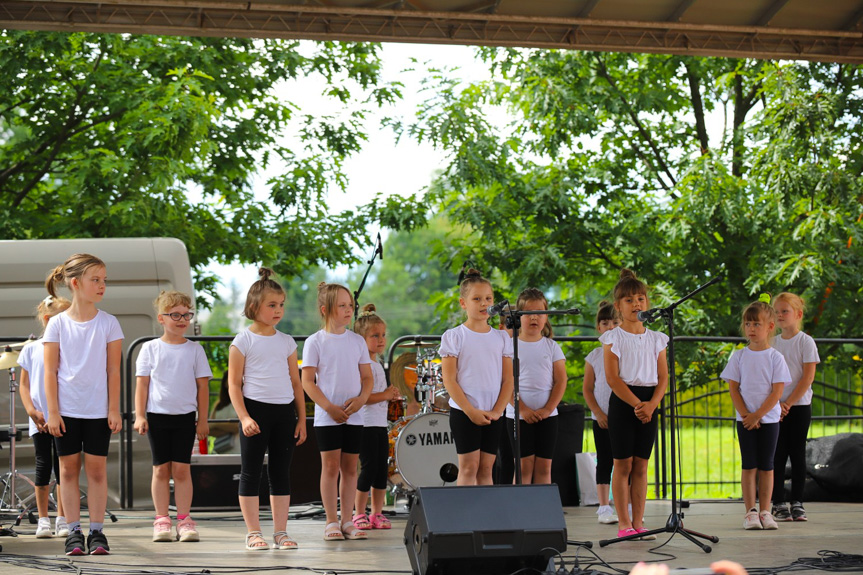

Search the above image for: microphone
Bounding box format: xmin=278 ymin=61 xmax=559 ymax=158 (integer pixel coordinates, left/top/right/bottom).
xmin=487 ymin=300 xmax=509 ymax=317
xmin=376 ymin=232 xmax=383 ymax=260
xmin=637 ymin=308 xmax=663 ymax=323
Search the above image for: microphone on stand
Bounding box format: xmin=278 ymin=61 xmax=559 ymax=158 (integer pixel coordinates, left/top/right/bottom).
xmin=486 ymin=300 xmax=510 ymax=317
xmin=376 ymin=232 xmax=383 ymax=260
xmin=637 ymin=308 xmax=663 ymax=324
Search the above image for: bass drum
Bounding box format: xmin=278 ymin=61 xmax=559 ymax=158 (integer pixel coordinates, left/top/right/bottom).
xmin=388 ymin=412 xmax=458 ymax=490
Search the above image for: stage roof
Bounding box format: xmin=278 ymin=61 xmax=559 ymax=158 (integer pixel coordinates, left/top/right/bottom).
xmin=2 ymin=0 xmax=863 ymax=64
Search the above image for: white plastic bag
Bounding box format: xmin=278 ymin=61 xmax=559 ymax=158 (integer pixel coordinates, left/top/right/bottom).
xmin=576 ymin=452 xmax=599 ymax=506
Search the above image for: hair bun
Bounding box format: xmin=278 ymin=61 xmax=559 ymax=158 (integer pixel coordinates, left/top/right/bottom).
xmin=464 ymin=267 xmax=482 ymax=280
xmin=258 ymin=267 xmax=274 ymax=280
xmin=317 ymin=281 xmax=328 ymax=290
xmin=361 ymin=303 xmax=377 ymax=313
xmin=619 ymin=268 xmax=637 ymax=281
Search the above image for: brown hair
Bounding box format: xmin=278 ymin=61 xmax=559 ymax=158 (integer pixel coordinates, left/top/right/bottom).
xmin=740 ymin=301 xmax=777 ymax=340
xmin=243 ymin=268 xmax=284 ymax=321
xmin=317 ymin=281 xmax=352 ymax=331
xmin=612 ymin=268 xmax=648 ymax=303
xmin=516 ymin=287 xmax=553 ymax=338
xmin=35 ymin=295 xmax=71 ymax=330
xmin=774 ymin=292 xmax=806 ymax=328
xmin=458 ymin=267 xmax=492 ymax=298
xmin=595 ymin=300 xmax=617 ymax=325
xmin=354 ymin=303 xmax=386 ymax=338
xmin=154 ymin=290 xmax=193 ymax=314
xmin=45 ymin=253 xmax=106 ymax=298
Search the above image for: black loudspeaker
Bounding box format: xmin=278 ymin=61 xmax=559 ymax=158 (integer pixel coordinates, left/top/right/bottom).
xmin=404 ymin=485 xmax=567 ymax=575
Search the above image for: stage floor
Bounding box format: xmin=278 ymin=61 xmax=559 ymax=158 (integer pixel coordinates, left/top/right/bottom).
xmin=1 ymin=500 xmax=860 ymax=574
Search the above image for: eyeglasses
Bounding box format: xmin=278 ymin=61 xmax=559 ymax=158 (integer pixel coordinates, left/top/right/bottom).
xmin=162 ymin=312 xmax=194 ymax=321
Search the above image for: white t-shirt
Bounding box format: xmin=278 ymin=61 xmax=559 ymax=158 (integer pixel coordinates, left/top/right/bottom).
xmin=230 ymin=329 xmax=298 ymax=405
xmin=720 ymin=346 xmax=791 ymax=424
xmin=42 ymin=310 xmax=124 ymax=419
xmin=505 ymin=337 xmax=565 ymax=420
xmin=302 ymin=329 xmax=372 ymax=427
xmin=771 ymin=331 xmax=820 ymax=405
xmin=585 ymin=346 xmax=612 ymax=421
xmin=361 ymin=361 xmax=389 ymax=428
xmin=18 ymin=340 xmax=48 ymax=437
xmin=136 ymin=339 xmax=213 ymax=415
xmin=599 ymin=327 xmax=668 ymax=387
xmin=439 ymin=324 xmax=514 ymax=412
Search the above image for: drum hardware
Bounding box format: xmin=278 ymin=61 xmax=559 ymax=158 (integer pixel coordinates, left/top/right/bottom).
xmin=1 ymin=345 xmax=37 ymax=523
xmin=396 ymin=340 xmax=438 ymax=349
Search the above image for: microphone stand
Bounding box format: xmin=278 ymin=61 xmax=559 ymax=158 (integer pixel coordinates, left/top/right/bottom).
xmin=599 ymin=276 xmax=721 ymax=552
xmin=353 ymin=232 xmax=383 ymax=321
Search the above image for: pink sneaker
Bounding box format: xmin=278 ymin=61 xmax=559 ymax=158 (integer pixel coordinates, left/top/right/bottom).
xmin=176 ymin=516 xmax=199 ymax=542
xmin=152 ymin=516 xmax=172 ymax=542
xmin=370 ymin=513 xmax=391 ymax=529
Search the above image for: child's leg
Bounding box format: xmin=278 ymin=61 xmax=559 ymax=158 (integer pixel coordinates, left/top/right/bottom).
xmin=456 ymin=451 xmax=480 ymax=486
xmin=33 ymin=433 xmax=53 ymax=519
xmin=370 ymin=488 xmax=386 ymax=517
xmin=597 ymin=484 xmax=611 ymax=506
xmin=477 ymin=451 xmax=497 ymax=485
xmin=611 ymin=457 xmax=632 ymax=527
xmin=756 ymin=470 xmax=773 ymax=513
xmin=320 ymin=449 xmax=342 ymax=524
xmin=785 ymin=405 xmax=811 ymax=503
xmin=151 ymin=462 xmax=172 ymax=517
xmin=741 ymin=468 xmax=757 ymax=510
xmin=629 ymin=456 xmax=649 ymax=529
xmin=533 ymin=457 xmax=553 ymax=485
xmin=593 ymin=422 xmax=614 ymax=506
xmin=83 ymin=454 xmax=108 ymax=524
xmin=270 ymin=495 xmax=290 ymax=533
xmin=171 ymin=463 xmax=192 ymax=517
xmin=339 ymin=452 xmax=361 ymax=520
xmin=355 ymin=426 xmax=374 ymax=517
xmin=58 ymin=454 xmax=81 ymax=523
xmin=519 ymin=455 xmax=536 ymax=484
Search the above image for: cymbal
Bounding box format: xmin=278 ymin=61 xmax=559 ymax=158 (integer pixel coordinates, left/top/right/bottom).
xmin=0 ymin=349 xmax=20 ymax=370
xmin=389 ymin=352 xmax=417 ymax=400
xmin=397 ymin=340 xmax=438 ymax=349
xmin=4 ymin=340 xmax=33 ymax=350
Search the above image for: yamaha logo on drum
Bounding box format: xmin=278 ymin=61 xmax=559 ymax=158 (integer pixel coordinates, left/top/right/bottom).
xmin=405 ymin=431 xmax=454 ymax=447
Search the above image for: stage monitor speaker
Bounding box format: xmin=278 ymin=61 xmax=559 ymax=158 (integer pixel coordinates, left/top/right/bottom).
xmin=404 ymin=484 xmax=567 ymax=575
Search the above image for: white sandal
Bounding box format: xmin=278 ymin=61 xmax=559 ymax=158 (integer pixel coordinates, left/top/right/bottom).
xmin=323 ymin=522 xmax=344 ymax=541
xmin=273 ymin=530 xmax=298 ymax=550
xmin=245 ymin=530 xmax=268 ymax=550
xmin=341 ymin=521 xmax=368 ymax=540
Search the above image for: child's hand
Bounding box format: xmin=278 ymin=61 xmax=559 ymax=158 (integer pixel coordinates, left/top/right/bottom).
xmin=294 ymin=419 xmax=307 ymax=446
xmin=711 ymin=560 xmax=748 ymax=575
xmin=196 ymin=420 xmax=209 ymax=441
xmin=467 ymin=409 xmax=493 ymax=426
xmin=29 ymin=410 xmax=47 ymax=432
xmin=326 ymin=404 xmax=349 ymax=424
xmin=742 ymin=412 xmax=760 ymax=430
xmin=596 ymin=411 xmax=609 ymax=429
xmin=521 ymin=406 xmax=540 ymax=424
xmin=387 ymin=386 xmax=403 ymax=401
xmin=133 ymin=417 xmax=148 ymax=436
xmin=108 ymin=410 xmax=122 ymax=434
xmin=634 ymin=402 xmax=653 ymax=423
xmin=240 ymin=416 xmax=261 ymax=437
xmin=780 ymin=402 xmax=791 ymax=418
xmin=343 ymin=396 xmax=365 ymax=416
xmin=534 ymin=407 xmax=552 ymax=421
xmin=47 ymin=413 xmax=64 ymax=437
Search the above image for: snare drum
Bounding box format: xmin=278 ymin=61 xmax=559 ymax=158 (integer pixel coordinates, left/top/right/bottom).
xmin=387 ymin=397 xmax=406 ymax=422
xmin=388 ymin=412 xmax=458 ymax=490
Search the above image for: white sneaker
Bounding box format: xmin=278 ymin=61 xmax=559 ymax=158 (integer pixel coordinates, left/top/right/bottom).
xmin=597 ymin=505 xmax=618 ymax=524
xmin=55 ymin=517 xmax=69 ymax=537
xmin=36 ymin=517 xmax=53 ymax=538
xmin=743 ymin=508 xmax=762 ymax=530
xmin=759 ymin=510 xmax=778 ymax=530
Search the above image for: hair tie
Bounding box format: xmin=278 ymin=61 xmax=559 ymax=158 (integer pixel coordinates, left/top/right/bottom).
xmin=358 ymin=310 xmax=378 ymax=318
xmin=43 ymin=295 xmax=53 ymax=305
xmin=758 ymin=293 xmax=771 ymax=304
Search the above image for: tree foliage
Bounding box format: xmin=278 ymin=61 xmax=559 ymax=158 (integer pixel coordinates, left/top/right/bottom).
xmin=0 ymin=31 xmax=424 ymax=304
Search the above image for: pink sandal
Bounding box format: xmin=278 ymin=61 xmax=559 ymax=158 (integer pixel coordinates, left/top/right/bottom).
xmin=370 ymin=513 xmax=391 ymax=529
xmin=352 ymin=513 xmax=371 ymax=530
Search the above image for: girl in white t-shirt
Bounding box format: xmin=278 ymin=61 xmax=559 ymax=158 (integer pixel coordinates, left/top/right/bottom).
xmin=18 ymin=295 xmax=71 ymax=539
xmin=600 ymin=268 xmax=668 ymax=540
xmin=721 ymin=300 xmax=790 ymax=531
xmin=770 ymin=292 xmax=820 ymax=522
xmin=582 ymin=300 xmax=622 ymax=525
xmin=504 ymin=288 xmax=566 ymax=485
xmin=134 ymin=291 xmax=212 ymax=544
xmin=43 ymin=254 xmax=124 ymax=556
xmin=301 ymin=282 xmax=373 ymax=542
xmin=439 ymin=268 xmax=514 ymax=486
xmin=351 ymin=304 xmax=401 ymax=532
xmin=228 ymin=268 xmax=307 ymax=551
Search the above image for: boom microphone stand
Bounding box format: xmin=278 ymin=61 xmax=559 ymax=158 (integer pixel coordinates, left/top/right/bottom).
xmin=353 ymin=232 xmax=383 ymax=321
xmin=599 ymin=276 xmax=721 ymax=553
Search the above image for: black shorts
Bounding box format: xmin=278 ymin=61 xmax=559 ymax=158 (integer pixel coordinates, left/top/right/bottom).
xmin=146 ymin=412 xmax=196 ymax=466
xmin=737 ymin=421 xmax=780 ymax=471
xmin=449 ymin=408 xmax=504 ymax=455
xmin=54 ymin=416 xmax=112 ymax=457
xmin=607 ymin=385 xmax=659 ymax=460
xmin=505 ymin=415 xmax=558 ymax=459
xmin=315 ymin=424 xmax=363 ymax=454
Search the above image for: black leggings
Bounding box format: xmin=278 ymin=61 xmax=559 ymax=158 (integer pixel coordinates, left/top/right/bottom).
xmin=32 ymin=432 xmax=61 ymax=487
xmin=238 ymin=398 xmax=298 ymax=497
xmin=357 ymin=426 xmax=389 ymax=492
xmin=592 ymin=421 xmax=613 ymax=485
xmin=772 ymin=404 xmax=811 ymax=503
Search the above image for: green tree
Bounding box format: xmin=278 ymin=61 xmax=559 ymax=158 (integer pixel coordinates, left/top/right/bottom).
xmin=0 ymin=31 xmax=424 ymax=304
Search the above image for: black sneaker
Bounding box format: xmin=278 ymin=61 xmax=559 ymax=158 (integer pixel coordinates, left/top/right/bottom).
xmin=790 ymin=502 xmax=808 ymax=521
xmin=64 ymin=530 xmax=86 ymax=556
xmin=87 ymin=530 xmax=110 ymax=555
xmin=772 ymin=503 xmax=792 ymax=521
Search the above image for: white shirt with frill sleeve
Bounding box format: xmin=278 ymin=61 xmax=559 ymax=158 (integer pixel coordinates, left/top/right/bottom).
xmin=302 ymin=329 xmax=372 ymax=427
xmin=505 ymin=337 xmax=565 ymax=420
xmin=598 ymin=327 xmax=668 ymax=388
xmin=136 ymin=338 xmax=213 ymax=414
xmin=439 ymin=324 xmax=513 ymax=412
xmin=771 ymin=331 xmax=820 ymax=405
xmin=720 ymin=346 xmax=791 ymax=424
xmin=230 ymin=329 xmax=297 ymax=405
xmin=42 ymin=310 xmax=124 ymax=419
xmin=361 ymin=361 xmax=389 ymax=428
xmin=585 ymin=346 xmax=612 ymax=420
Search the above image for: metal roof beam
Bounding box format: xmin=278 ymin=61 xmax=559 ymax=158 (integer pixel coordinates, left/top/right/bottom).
xmin=666 ymin=0 xmax=696 ymax=22
xmin=754 ymin=0 xmax=790 ymax=27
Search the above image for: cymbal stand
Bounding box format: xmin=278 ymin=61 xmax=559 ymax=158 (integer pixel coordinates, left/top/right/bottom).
xmin=1 ymin=366 xmax=36 ymax=520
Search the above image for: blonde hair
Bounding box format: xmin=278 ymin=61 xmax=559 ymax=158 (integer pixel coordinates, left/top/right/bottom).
xmin=354 ymin=303 xmax=386 ymax=338
xmin=516 ymin=287 xmax=553 ymax=338
xmin=612 ymin=268 xmax=648 ymax=303
xmin=154 ymin=290 xmax=193 ymax=314
xmin=774 ymin=292 xmax=806 ymax=329
xmin=740 ymin=301 xmax=777 ymax=340
xmin=458 ymin=267 xmax=492 ymax=298
xmin=36 ymin=295 xmax=71 ymax=330
xmin=317 ymin=281 xmax=352 ymax=331
xmin=243 ymin=268 xmax=284 ymax=321
xmin=595 ymin=300 xmax=617 ymax=325
xmin=45 ymin=253 xmax=106 ymax=298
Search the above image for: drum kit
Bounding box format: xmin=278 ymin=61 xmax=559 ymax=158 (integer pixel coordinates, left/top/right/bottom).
xmin=1 ymin=340 xmax=38 ymax=520
xmin=386 ymin=340 xmax=458 ymax=497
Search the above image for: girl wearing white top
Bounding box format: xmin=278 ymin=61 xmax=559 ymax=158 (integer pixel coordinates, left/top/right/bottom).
xmin=503 ymin=288 xmax=566 ymax=485
xmin=43 ymin=254 xmax=124 ymax=556
xmin=228 ymin=269 xmax=306 ymax=551
xmin=18 ymin=295 xmax=71 ymax=539
xmin=721 ymin=300 xmax=790 ymax=530
xmin=440 ymin=268 xmax=514 ymax=487
xmin=600 ymin=269 xmax=668 ymax=540
xmin=134 ymin=290 xmax=212 ymax=543
xmin=582 ymin=300 xmax=622 ymax=525
xmin=770 ymin=292 xmax=820 ymax=522
xmin=351 ymin=304 xmax=401 ymax=532
xmin=301 ymin=282 xmax=373 ymax=542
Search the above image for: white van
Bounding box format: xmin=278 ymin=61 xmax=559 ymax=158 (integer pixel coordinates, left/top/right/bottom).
xmin=0 ymin=238 xmax=196 ymax=510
